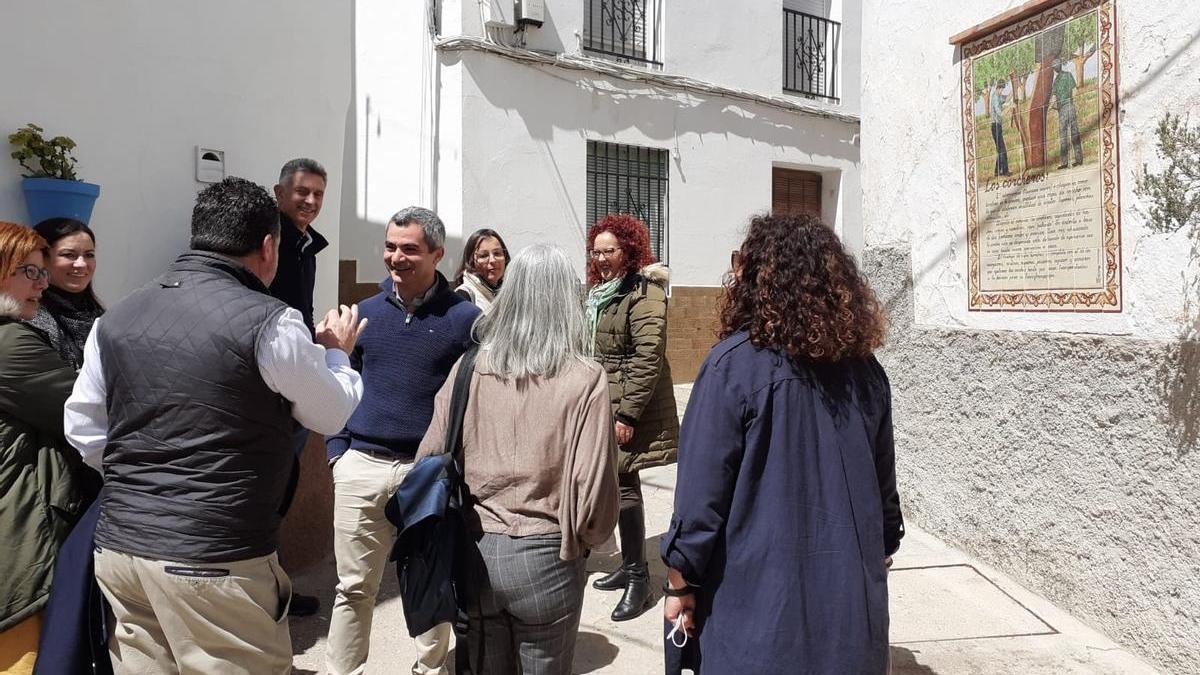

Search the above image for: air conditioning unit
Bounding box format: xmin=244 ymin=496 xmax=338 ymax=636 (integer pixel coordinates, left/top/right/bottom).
xmin=483 ymin=0 xmax=514 ymax=28
xmin=516 ymin=0 xmax=545 ymax=27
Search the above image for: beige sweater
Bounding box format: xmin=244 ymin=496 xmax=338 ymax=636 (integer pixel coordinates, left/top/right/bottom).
xmin=416 ymin=354 xmax=620 ymax=560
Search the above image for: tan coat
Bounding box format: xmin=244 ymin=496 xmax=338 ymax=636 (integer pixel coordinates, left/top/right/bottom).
xmin=593 ymin=264 xmax=680 ymax=473
xmin=417 ymin=355 xmax=619 ymax=561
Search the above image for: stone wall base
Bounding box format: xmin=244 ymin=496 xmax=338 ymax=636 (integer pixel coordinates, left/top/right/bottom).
xmin=861 ymin=243 xmax=1200 ymax=675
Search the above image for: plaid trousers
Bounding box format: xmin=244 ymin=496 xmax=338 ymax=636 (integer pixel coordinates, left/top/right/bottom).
xmin=468 ymin=533 xmax=586 ymax=675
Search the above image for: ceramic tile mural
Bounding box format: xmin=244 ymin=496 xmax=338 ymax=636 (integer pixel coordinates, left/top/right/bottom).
xmin=960 ymin=0 xmax=1121 ymax=311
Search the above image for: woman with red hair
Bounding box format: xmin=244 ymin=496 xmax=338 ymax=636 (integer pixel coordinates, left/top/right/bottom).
xmin=585 ymin=214 xmax=679 ymax=622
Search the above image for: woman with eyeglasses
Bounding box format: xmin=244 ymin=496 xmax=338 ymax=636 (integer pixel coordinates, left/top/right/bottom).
xmin=28 ymin=219 xmax=103 ymax=371
xmin=585 ymin=214 xmax=679 ymax=622
xmin=454 ymin=228 xmax=510 ymax=313
xmin=0 ymin=221 xmax=97 ymax=673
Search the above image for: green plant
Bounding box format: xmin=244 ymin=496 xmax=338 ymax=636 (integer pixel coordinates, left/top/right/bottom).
xmin=8 ymin=123 xmax=79 ymax=180
xmin=1136 ymin=113 xmax=1200 ymax=234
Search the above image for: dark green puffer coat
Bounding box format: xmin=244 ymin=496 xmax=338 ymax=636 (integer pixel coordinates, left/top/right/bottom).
xmin=593 ymin=264 xmax=679 ymax=474
xmin=0 ymin=298 xmax=94 ymax=632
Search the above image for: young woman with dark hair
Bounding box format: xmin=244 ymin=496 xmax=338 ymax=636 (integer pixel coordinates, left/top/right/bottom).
xmin=454 ymin=228 xmax=510 ymax=313
xmin=28 ymin=218 xmax=103 ymax=370
xmin=661 ymin=213 xmax=903 ymax=674
xmin=585 ymin=213 xmax=679 ymax=622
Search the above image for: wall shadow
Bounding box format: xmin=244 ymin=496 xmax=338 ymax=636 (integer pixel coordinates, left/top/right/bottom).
xmin=446 ymin=47 xmax=857 ymax=156
xmin=1158 ymin=334 xmax=1200 ymax=456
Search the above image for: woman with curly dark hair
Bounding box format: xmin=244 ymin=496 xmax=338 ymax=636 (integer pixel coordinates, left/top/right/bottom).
xmin=585 ymin=214 xmax=679 ymax=622
xmin=660 ymin=213 xmax=903 ymax=674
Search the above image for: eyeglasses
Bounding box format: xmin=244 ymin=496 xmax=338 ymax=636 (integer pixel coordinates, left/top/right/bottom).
xmin=474 ymin=251 xmax=505 ymax=262
xmin=13 ymin=264 xmax=49 ymax=282
xmin=589 ymin=247 xmax=620 ymax=260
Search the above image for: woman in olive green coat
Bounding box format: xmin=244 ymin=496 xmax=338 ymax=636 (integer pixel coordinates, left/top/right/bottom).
xmin=584 ymin=214 xmax=679 ymax=622
xmin=0 ymin=222 xmax=95 ymax=671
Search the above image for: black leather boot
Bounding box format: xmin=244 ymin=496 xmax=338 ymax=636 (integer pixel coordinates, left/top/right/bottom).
xmin=594 ymin=501 xmax=645 ymax=590
xmin=610 ymin=562 xmax=653 ymax=621
xmin=592 ymin=566 xmax=627 ymax=591
xmin=609 ymin=504 xmax=653 ymax=621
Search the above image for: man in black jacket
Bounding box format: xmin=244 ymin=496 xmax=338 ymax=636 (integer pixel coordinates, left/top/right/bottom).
xmin=271 ymin=157 xmax=329 ymax=336
xmin=270 ymin=157 xmax=331 ymax=617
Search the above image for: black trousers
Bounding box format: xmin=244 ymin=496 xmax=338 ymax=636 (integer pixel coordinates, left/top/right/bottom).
xmin=618 ymin=471 xmax=643 ymax=510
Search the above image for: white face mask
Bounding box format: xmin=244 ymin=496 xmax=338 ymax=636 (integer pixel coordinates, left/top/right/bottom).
xmin=667 ymin=613 xmax=689 ymax=648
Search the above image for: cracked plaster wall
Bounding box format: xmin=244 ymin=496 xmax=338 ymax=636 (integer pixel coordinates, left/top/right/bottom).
xmin=862 ymin=2 xmax=1200 ymax=673
xmin=863 ymin=244 xmax=1200 ymax=674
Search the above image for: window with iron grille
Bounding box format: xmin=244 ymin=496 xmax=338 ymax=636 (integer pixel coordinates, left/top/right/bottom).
xmin=586 ymin=141 xmax=669 ymax=262
xmin=583 ymin=0 xmax=662 ymax=66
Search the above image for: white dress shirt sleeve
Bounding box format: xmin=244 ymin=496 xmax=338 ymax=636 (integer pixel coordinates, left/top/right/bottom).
xmin=64 ymin=318 xmax=109 ymax=472
xmin=258 ymin=308 xmax=363 ymax=436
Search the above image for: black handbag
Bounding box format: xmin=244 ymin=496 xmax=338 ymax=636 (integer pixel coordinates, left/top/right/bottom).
xmin=385 ymin=346 xmax=481 ymax=638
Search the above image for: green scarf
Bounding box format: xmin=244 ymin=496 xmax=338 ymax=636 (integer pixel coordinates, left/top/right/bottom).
xmin=586 ymin=278 xmax=622 ymax=353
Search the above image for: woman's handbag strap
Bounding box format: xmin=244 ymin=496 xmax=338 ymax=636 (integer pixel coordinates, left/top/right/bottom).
xmin=443 ymin=344 xmax=481 ymax=463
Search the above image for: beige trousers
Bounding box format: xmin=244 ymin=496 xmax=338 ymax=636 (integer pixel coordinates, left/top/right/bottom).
xmin=327 ymin=449 xmax=451 ymax=675
xmin=93 ymin=547 xmax=292 ymax=675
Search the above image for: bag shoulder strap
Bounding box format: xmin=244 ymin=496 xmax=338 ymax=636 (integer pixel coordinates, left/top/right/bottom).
xmin=443 ymin=344 xmax=480 ymax=462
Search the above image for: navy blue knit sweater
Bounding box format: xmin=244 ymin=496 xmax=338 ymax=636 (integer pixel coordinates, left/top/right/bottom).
xmin=326 ymin=272 xmax=480 ymax=462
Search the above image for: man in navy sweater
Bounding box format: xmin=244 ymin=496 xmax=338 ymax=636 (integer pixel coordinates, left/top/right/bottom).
xmin=325 ymin=206 xmax=479 ymax=675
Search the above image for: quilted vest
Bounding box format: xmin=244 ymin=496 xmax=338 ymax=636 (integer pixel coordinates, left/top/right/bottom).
xmin=94 ymin=251 xmax=294 ymax=563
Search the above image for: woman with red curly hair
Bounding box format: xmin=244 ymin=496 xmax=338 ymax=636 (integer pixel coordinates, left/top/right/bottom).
xmin=585 ymin=214 xmax=679 ymax=622
xmin=660 ymin=213 xmax=903 ymax=674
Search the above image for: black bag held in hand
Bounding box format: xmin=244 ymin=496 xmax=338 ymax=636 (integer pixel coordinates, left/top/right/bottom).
xmin=385 ymin=345 xmax=480 ymax=638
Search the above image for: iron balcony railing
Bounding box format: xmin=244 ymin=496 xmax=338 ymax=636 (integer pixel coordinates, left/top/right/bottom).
xmin=584 ymin=0 xmax=662 ymax=66
xmin=783 ymin=9 xmax=840 ymax=101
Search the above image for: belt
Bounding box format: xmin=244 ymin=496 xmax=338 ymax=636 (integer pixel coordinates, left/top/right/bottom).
xmin=352 ymin=448 xmax=411 ymax=462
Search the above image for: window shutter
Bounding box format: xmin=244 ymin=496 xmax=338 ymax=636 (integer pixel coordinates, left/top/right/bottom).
xmin=772 ymin=168 xmax=822 ymax=217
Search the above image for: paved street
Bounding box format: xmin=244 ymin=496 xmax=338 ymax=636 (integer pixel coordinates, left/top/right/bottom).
xmin=290 ymin=386 xmax=1159 ymax=674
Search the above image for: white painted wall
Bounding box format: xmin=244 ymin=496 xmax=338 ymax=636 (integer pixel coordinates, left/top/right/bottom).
xmin=441 ymin=50 xmax=859 ymax=287
xmin=0 ymin=0 xmax=351 ymax=316
xmin=861 ymin=0 xmax=1200 ymax=339
xmin=341 ymin=1 xmax=448 ymax=284
xmin=345 ymin=0 xmax=862 ymax=287
xmin=462 ymin=0 xmax=860 ymax=115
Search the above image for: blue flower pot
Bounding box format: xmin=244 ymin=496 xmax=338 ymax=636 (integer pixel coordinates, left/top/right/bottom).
xmin=21 ymin=177 xmax=101 ymax=225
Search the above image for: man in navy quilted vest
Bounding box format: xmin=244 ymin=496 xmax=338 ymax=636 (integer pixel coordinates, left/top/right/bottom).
xmin=324 ymin=206 xmax=479 ymax=675
xmin=63 ymin=176 xmax=366 ymax=674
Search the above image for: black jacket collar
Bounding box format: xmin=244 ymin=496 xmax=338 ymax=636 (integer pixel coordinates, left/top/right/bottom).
xmin=279 ymin=214 xmax=329 ymax=256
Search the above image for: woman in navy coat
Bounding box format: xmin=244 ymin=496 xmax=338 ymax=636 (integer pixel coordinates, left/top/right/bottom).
xmin=661 ymin=213 xmax=904 ymax=674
